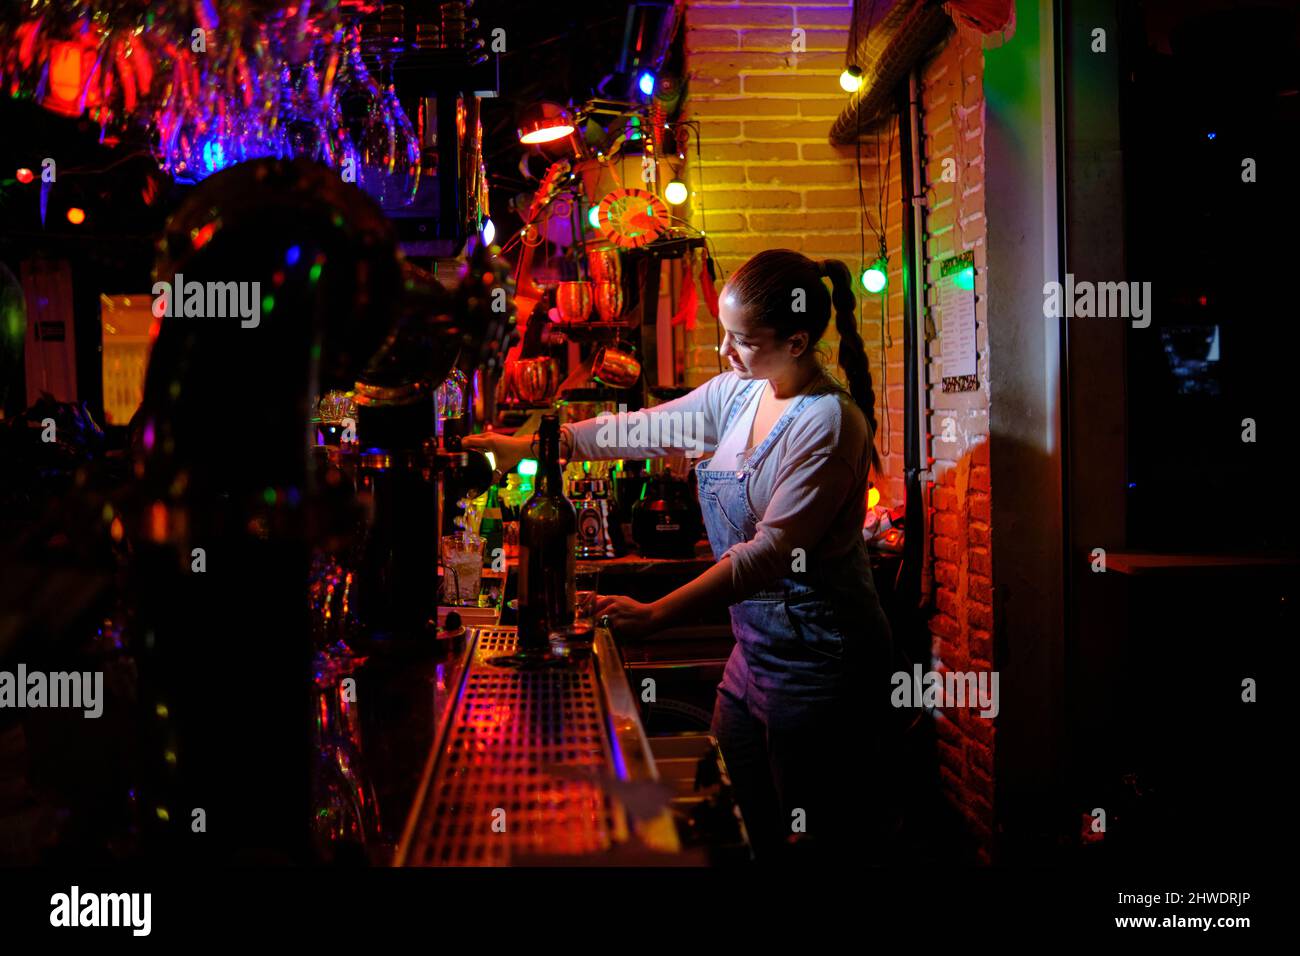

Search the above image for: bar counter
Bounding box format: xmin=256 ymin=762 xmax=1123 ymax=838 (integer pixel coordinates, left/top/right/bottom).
xmin=349 ymin=550 xmax=738 ymax=867
xmin=394 ymin=622 xmax=681 ymax=865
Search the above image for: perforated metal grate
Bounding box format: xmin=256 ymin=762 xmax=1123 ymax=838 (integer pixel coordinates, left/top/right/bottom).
xmin=404 ymin=626 xmax=623 ymax=865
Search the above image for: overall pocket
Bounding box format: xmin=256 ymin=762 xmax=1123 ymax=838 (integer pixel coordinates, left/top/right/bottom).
xmin=781 ymin=596 xmax=847 ymax=662
xmin=700 ymin=487 xmax=746 ymax=537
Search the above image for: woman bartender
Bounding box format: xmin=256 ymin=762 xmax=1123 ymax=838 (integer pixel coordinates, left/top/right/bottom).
xmin=465 ymin=249 xmax=895 ymax=863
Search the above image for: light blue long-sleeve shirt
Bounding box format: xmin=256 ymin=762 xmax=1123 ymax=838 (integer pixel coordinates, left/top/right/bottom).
xmin=563 ymin=371 xmax=873 ymax=600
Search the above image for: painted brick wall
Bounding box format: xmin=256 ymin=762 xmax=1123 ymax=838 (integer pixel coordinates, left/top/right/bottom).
xmin=681 ymin=0 xmax=908 ymax=505
xmin=682 ymin=1 xmax=995 ymax=862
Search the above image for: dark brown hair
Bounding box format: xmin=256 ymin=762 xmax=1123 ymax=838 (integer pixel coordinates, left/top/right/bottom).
xmin=725 ymin=249 xmax=881 ymax=472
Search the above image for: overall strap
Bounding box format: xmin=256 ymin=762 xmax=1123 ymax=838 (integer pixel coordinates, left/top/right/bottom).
xmin=744 ymin=388 xmax=823 ymax=473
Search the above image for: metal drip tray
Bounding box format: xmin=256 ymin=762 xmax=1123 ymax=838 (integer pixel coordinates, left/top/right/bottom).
xmin=396 ymin=625 xmax=680 ymax=865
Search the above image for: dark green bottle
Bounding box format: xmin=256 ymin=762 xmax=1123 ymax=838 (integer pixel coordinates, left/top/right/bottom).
xmin=517 ymin=414 xmax=576 ymax=652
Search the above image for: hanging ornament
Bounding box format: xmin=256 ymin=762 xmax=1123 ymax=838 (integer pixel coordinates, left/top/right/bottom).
xmin=596 ymin=187 xmax=669 ymax=249
xmin=670 ymin=254 xmax=699 ymax=332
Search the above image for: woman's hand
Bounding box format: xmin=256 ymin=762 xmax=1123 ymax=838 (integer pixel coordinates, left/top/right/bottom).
xmin=461 ymin=431 xmax=532 ymax=475
xmin=595 ymin=594 xmax=664 ymax=641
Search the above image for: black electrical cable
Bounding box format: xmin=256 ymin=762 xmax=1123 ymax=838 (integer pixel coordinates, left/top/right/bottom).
xmin=677 ymin=118 xmax=721 ymax=373
xmin=851 ymin=0 xmax=891 ymax=461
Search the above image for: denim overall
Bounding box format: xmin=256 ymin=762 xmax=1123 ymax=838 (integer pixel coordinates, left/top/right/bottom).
xmin=696 ymin=379 xmax=893 ymax=861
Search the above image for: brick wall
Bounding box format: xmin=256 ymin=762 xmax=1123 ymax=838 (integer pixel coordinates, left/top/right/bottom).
xmin=681 ymin=1 xmax=996 ymax=863
xmin=681 ymin=0 xmax=908 ymax=505
xmin=918 ymin=20 xmax=994 ymax=865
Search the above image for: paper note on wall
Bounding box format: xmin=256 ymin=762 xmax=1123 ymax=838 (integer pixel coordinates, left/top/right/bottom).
xmin=938 ymin=253 xmax=978 ymax=391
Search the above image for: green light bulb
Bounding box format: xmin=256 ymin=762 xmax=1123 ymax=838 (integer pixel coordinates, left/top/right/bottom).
xmin=862 ymin=258 xmax=888 ymax=294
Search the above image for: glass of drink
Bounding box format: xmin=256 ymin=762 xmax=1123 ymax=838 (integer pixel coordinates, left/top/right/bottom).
xmin=574 ymin=567 xmax=600 ymax=637
xmin=441 ymin=532 xmax=485 ymax=606
xmin=551 ymin=567 xmax=599 ymax=658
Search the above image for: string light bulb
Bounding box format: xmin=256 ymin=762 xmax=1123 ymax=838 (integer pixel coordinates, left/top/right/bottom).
xmin=664 ymin=180 xmax=688 ymax=205
xmin=861 ymin=256 xmax=888 ymax=294
xmin=839 ymin=65 xmax=864 ymax=93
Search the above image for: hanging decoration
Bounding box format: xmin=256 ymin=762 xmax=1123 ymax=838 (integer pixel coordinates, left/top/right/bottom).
xmin=669 ymin=257 xmax=699 ymax=333
xmin=596 ymin=187 xmax=669 ymax=249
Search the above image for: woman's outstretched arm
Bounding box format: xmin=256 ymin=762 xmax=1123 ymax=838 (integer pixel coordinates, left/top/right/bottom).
xmin=464 ymin=371 xmax=742 ymax=471
xmin=563 ymin=371 xmax=739 ymax=462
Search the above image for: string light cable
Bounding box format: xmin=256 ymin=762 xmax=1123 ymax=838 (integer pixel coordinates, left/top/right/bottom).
xmin=849 ymin=0 xmax=891 ymax=460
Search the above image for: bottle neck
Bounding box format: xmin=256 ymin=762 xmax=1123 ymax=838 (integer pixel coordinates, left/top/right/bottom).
xmin=534 ymin=429 xmax=563 ymax=497
xmin=543 ymin=463 xmax=564 ymax=496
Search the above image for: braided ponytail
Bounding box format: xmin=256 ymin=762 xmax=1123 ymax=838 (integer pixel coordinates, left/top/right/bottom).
xmin=724 ymin=249 xmax=883 ymax=474
xmin=821 ymin=259 xmax=882 ymax=474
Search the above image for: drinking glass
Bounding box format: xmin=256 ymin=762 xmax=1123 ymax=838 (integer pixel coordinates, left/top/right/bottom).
xmin=550 ymin=567 xmax=599 ymax=657
xmin=574 ymin=567 xmax=600 ymax=637
xmin=593 ymin=281 xmax=625 ymax=322
xmin=311 ymin=650 xmax=381 ymax=861
xmin=557 ymin=281 xmax=594 ymax=322
xmin=441 ymin=532 xmax=484 ymax=605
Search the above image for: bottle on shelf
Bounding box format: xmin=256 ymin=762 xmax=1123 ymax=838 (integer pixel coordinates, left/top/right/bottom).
xmin=499 ymin=473 xmax=526 ymax=560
